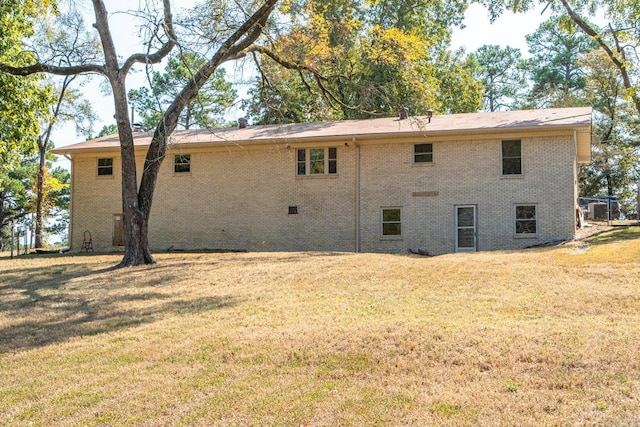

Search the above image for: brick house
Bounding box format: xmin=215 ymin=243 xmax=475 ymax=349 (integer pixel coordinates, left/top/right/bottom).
xmin=53 ymin=107 xmax=592 ymax=255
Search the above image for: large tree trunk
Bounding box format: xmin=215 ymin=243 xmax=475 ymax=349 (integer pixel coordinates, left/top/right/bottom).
xmin=105 ymin=0 xmax=275 ymax=267
xmin=110 ymin=76 xmax=156 ymax=267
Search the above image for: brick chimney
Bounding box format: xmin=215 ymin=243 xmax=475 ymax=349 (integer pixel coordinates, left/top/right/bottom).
xmin=238 ymin=117 xmax=248 ymax=129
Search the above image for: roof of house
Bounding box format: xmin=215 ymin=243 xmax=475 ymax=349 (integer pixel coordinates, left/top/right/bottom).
xmin=52 ymin=107 xmax=592 ymax=155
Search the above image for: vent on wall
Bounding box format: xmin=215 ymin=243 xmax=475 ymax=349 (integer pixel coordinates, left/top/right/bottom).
xmin=288 ymin=206 xmax=298 ymax=215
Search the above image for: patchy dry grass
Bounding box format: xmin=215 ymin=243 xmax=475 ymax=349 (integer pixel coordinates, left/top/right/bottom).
xmin=1 ymin=228 xmax=640 ymax=426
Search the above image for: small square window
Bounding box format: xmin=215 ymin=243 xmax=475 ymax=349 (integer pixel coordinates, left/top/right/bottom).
xmin=174 ymin=154 xmax=191 ymax=173
xmin=97 ymin=158 xmax=113 ymax=176
xmin=288 ymin=206 xmax=298 ymax=214
xmin=414 ymin=143 xmax=433 ymax=163
xmin=381 ymin=208 xmax=402 ymax=236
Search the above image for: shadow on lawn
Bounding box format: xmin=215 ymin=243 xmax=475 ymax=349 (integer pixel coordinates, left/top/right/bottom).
xmin=584 ymin=226 xmax=640 ymax=246
xmin=0 ymin=261 xmax=239 ymax=353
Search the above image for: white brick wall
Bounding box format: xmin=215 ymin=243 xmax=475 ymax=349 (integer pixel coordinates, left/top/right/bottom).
xmin=69 ymin=134 xmax=578 ymax=254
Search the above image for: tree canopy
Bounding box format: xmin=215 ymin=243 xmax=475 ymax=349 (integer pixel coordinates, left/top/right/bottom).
xmin=1 ymin=0 xmax=279 ymax=266
xmin=128 ymin=52 xmax=236 ymax=131
xmin=245 ymin=0 xmax=481 ymax=124
xmin=0 ymin=0 xmax=57 ymax=243
xmin=469 ymin=44 xmax=528 ymax=111
xmin=0 ymin=1 xmax=53 ymax=162
xmin=524 ymin=16 xmax=598 ymax=108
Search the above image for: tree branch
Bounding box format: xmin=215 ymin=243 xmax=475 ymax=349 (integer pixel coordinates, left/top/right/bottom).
xmin=121 ymin=0 xmax=177 ymax=76
xmin=222 ymin=10 xmax=271 ymax=62
xmin=138 ymin=0 xmax=279 ymax=216
xmin=162 ymin=0 xmax=278 ymax=120
xmin=558 ymin=0 xmax=640 ymax=115
xmin=249 ymin=45 xmax=379 ymax=115
xmin=0 ymin=62 xmax=105 ymax=76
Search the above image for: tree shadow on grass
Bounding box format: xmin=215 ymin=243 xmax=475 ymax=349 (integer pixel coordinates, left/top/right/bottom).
xmin=584 ymin=226 xmax=640 ymax=246
xmin=0 ymin=261 xmax=239 ymax=353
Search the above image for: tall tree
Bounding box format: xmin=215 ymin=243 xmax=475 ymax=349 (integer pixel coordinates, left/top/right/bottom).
xmin=482 ymin=0 xmax=640 ymax=218
xmin=0 ymin=156 xmax=32 ymax=244
xmin=244 ymin=0 xmax=482 ymax=124
xmin=523 ymin=16 xmax=598 ymax=108
xmin=1 ymin=0 xmax=278 ymax=266
xmin=96 ymin=124 xmax=118 ymax=138
xmin=579 ymin=50 xmax=640 ymax=215
xmin=469 ymin=44 xmax=528 ymax=111
xmin=0 ymin=0 xmax=55 ymax=244
xmin=32 ymin=10 xmax=98 ymax=248
xmin=128 ymin=52 xmax=236 ymax=131
xmin=482 ymin=0 xmax=640 ymax=116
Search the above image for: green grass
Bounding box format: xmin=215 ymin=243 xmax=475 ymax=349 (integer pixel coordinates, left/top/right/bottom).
xmin=1 ymin=227 xmax=640 ymax=425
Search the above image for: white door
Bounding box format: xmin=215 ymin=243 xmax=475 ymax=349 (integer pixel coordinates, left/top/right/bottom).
xmin=455 ymin=205 xmax=476 ymax=252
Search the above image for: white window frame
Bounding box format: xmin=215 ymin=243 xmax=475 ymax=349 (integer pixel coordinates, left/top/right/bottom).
xmin=296 ymin=147 xmax=337 ymax=176
xmin=381 ymin=207 xmax=402 ymax=238
xmin=514 ymin=204 xmax=538 ymax=237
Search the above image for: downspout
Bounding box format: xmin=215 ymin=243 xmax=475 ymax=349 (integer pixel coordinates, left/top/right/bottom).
xmin=354 ymin=137 xmax=361 ymax=252
xmin=65 ymin=154 xmax=74 ymax=250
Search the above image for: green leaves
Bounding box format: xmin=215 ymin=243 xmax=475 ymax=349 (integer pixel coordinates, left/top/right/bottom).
xmin=469 ymin=45 xmax=528 ymax=111
xmin=525 ymin=16 xmax=598 ymax=107
xmin=128 ymin=52 xmax=237 ymax=130
xmin=247 ymin=0 xmax=482 ymax=123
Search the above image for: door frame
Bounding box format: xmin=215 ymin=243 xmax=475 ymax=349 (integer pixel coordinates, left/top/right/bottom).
xmin=455 ymin=205 xmax=477 ymax=252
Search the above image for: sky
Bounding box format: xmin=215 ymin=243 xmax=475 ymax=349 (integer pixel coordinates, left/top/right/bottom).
xmin=50 ymin=2 xmax=551 ymax=153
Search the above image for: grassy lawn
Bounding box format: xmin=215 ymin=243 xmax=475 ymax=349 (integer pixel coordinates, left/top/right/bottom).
xmin=1 ymin=228 xmax=640 ymax=426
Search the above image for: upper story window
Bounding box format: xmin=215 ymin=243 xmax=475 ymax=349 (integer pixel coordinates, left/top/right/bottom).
xmin=97 ymin=158 xmax=113 ymax=176
xmin=297 ymin=147 xmax=337 ymax=176
xmin=414 ymin=143 xmax=433 ymax=163
xmin=502 ymin=140 xmax=522 ymax=175
xmin=174 ymin=154 xmax=191 ymax=173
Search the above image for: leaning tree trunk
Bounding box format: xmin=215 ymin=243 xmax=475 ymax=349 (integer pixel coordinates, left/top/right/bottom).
xmin=103 ymin=0 xmax=275 ymax=267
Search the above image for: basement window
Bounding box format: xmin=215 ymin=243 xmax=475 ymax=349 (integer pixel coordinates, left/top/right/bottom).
xmin=515 ymin=204 xmax=537 ymax=237
xmin=174 ymin=154 xmax=191 ymax=173
xmin=97 ymin=158 xmax=113 ymax=176
xmin=381 ymin=207 xmax=402 ymax=237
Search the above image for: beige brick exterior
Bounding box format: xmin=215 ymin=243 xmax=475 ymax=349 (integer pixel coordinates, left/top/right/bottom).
xmin=59 ymin=109 xmax=590 ymax=255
